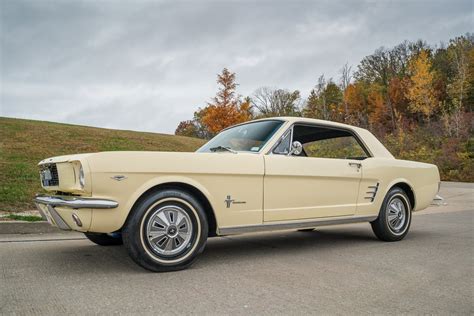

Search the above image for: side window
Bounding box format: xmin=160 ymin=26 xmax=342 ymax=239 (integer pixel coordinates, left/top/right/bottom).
xmin=273 ymin=129 xmax=292 ymax=155
xmin=293 ymin=125 xmax=369 ymax=160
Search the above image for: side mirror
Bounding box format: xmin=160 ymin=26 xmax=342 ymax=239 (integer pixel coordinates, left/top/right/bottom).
xmin=288 ymin=141 xmax=303 ymax=156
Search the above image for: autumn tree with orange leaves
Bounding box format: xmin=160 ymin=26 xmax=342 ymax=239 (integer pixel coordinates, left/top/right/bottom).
xmin=175 ymin=68 xmax=252 ymax=138
xmin=201 ymin=69 xmax=252 ymax=135
xmin=343 ymin=82 xmax=368 ymax=126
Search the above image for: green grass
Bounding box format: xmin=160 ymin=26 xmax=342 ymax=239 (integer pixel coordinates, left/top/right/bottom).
xmin=4 ymin=214 xmax=44 ymax=222
xmin=0 ymin=117 xmax=205 ymax=212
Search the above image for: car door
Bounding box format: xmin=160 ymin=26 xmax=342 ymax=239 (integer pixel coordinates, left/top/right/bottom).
xmin=263 ymin=123 xmax=368 ymax=222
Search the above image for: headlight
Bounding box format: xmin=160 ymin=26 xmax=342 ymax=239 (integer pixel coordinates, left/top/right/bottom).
xmin=79 ymin=165 xmax=85 ymax=188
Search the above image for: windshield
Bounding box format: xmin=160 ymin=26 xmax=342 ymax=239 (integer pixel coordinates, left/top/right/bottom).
xmin=197 ymin=120 xmax=284 ymax=153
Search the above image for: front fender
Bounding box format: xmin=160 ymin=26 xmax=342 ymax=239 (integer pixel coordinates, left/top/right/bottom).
xmin=122 ymin=175 xmax=217 ymax=224
xmin=88 ymin=174 xmax=217 ymax=233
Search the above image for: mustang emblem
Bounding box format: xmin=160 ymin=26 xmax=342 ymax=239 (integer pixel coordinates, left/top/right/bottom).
xmin=111 ymin=175 xmax=127 ymax=181
xmin=225 ymin=195 xmax=246 ymax=208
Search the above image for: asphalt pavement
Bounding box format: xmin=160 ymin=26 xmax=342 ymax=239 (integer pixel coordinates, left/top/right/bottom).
xmin=0 ymin=182 xmax=472 ymax=315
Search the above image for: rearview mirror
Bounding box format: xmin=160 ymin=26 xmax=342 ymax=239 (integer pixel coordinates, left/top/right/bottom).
xmin=288 ymin=141 xmax=303 ymax=156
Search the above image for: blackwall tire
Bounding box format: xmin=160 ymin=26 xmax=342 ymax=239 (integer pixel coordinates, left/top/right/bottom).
xmin=122 ymin=189 xmax=208 ymax=272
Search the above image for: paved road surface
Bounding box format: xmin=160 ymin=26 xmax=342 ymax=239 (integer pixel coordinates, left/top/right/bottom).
xmin=1 ymin=182 xmax=472 ymax=314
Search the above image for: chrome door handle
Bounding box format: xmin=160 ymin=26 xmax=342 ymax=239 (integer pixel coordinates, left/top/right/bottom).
xmin=349 ymin=162 xmax=362 ymax=168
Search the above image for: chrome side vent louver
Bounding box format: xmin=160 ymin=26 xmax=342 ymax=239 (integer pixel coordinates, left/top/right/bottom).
xmin=364 ymin=182 xmax=380 ymax=202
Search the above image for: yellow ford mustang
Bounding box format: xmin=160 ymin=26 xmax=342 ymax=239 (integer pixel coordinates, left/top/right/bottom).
xmin=35 ymin=117 xmax=440 ymax=271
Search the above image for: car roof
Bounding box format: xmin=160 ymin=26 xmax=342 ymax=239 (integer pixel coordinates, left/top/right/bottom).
xmin=251 ymin=116 xmax=368 ymax=133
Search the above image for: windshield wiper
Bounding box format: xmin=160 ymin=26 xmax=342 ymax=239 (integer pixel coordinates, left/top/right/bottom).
xmin=209 ymin=146 xmax=237 ymax=154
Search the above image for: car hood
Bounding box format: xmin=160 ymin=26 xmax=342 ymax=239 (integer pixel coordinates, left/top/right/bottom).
xmin=75 ymin=151 xmax=264 ymax=175
xmin=38 ymin=153 xmax=95 ymax=165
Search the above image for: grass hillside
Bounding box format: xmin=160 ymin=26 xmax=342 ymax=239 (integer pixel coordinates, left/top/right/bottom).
xmin=0 ymin=117 xmax=205 ymax=212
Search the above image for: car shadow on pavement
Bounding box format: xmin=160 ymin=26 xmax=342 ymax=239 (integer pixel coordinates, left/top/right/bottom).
xmin=194 ymin=224 xmax=439 ymax=269
xmin=34 ymin=225 xmax=436 ymax=274
xmin=198 ymin=228 xmax=375 ymax=260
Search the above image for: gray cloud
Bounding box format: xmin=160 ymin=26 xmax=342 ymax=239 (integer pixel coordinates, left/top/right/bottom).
xmin=1 ymin=0 xmax=472 ymax=133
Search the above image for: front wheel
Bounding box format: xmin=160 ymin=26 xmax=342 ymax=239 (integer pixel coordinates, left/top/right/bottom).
xmin=122 ymin=189 xmax=208 ymax=272
xmin=371 ymin=187 xmax=412 ymax=242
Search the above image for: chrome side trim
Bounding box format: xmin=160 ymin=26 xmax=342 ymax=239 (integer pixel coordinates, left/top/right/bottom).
xmin=34 ymin=194 xmax=118 ymax=209
xmin=217 ymin=215 xmax=377 ymax=235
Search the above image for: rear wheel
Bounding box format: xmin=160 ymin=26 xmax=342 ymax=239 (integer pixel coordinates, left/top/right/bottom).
xmin=371 ymin=187 xmax=412 ymax=241
xmin=84 ymin=233 xmax=123 ymax=246
xmin=122 ymin=189 xmax=208 ymax=272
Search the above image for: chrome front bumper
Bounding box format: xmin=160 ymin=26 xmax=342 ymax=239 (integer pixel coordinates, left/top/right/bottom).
xmin=34 ymin=194 xmax=118 ymax=230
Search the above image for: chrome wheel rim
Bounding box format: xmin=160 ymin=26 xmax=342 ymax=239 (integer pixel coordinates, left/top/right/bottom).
xmin=387 ymin=197 xmax=407 ymax=232
xmin=145 ymin=205 xmax=193 ymax=256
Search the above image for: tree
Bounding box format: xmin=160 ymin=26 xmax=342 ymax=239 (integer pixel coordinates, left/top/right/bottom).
xmin=355 ymin=47 xmax=392 ymax=86
xmin=407 ymin=49 xmax=437 ymax=121
xmin=439 ymin=35 xmax=474 ymax=137
xmin=432 ymin=44 xmax=456 ymax=111
xmin=240 ymin=96 xmax=253 ymax=120
xmin=192 ymin=108 xmax=213 ymax=139
xmin=388 ymin=77 xmax=410 ymax=120
xmin=466 ymin=48 xmax=474 ymax=111
xmin=368 ymin=83 xmax=390 ymax=131
xmin=210 ymin=68 xmax=237 ymax=108
xmin=446 ymin=35 xmax=474 ymax=112
xmin=339 ymin=63 xmax=352 ymax=120
xmin=325 ymin=81 xmax=344 ymax=121
xmin=355 ymin=41 xmax=431 ymax=130
xmin=344 ymin=82 xmax=369 ymax=127
xmin=304 ymin=75 xmax=343 ymax=121
xmin=201 ymin=68 xmax=253 ymax=135
xmin=251 ymin=87 xmax=301 ymax=117
xmin=304 ymin=88 xmax=320 ymax=119
xmin=355 ymin=41 xmax=429 ymax=86
xmin=175 ymin=120 xmax=199 ymax=138
xmin=304 ymin=75 xmax=329 ymax=120
xmin=175 ymin=108 xmax=214 ymax=139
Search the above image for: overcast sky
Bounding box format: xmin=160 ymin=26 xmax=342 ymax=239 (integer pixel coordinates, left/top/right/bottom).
xmin=1 ymin=0 xmax=472 ymax=134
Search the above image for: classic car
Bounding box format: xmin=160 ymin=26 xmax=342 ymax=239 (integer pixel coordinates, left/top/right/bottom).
xmin=34 ymin=117 xmax=440 ymax=271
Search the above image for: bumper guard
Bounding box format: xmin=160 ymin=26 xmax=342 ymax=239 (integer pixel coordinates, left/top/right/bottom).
xmin=34 ymin=194 xmax=118 ymax=230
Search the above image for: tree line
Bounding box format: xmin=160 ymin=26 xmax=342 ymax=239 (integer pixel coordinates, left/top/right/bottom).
xmin=176 ymin=34 xmax=473 ymax=181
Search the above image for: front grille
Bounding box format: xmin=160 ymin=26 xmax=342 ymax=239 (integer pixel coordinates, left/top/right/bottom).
xmin=40 ymin=164 xmax=59 ymax=187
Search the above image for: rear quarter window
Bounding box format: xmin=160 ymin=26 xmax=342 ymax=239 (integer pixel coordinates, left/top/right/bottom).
xmin=303 ymin=136 xmax=368 ymax=160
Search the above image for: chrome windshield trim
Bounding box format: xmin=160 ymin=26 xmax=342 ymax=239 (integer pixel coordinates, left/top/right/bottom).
xmin=34 ymin=194 xmax=118 ymax=209
xmin=196 ymin=119 xmax=288 ymax=154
